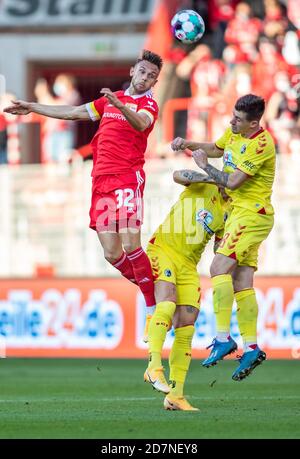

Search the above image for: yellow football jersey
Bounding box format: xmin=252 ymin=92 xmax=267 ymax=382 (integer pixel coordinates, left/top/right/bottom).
xmin=150 ymin=183 xmax=226 ymax=265
xmin=215 ymin=127 xmax=276 ymax=215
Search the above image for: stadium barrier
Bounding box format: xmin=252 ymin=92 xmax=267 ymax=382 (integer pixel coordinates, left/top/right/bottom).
xmin=1 ymin=158 xmax=299 ymax=278
xmin=1 ymin=277 xmax=299 ymax=359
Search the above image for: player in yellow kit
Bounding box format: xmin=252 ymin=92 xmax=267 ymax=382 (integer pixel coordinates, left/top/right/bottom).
xmin=172 ymin=94 xmax=275 ymax=381
xmin=144 ymin=170 xmax=228 ymax=410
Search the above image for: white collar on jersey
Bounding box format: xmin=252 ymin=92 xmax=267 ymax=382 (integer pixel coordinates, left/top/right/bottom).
xmin=124 ymin=88 xmax=153 ymax=99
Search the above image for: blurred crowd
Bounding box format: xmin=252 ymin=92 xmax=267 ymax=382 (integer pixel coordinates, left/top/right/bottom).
xmin=34 ymin=75 xmax=81 ymax=162
xmin=0 ymin=74 xmax=81 ymax=165
xmin=0 ymin=0 xmax=299 ymax=164
xmin=163 ymin=0 xmax=300 ymax=155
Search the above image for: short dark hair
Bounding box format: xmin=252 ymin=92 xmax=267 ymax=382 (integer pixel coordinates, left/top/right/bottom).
xmin=235 ymin=94 xmax=265 ymax=121
xmin=136 ymin=49 xmax=163 ymax=72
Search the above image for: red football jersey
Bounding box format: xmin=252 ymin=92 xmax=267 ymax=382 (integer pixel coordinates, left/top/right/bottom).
xmin=86 ymin=89 xmax=159 ymax=176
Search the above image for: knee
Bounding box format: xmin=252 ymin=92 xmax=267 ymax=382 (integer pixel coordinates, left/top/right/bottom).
xmin=155 ymin=282 xmax=177 ymax=304
xmin=104 ymin=250 xmax=121 ymax=264
xmin=123 ymin=241 xmax=140 ymax=254
xmin=210 ymin=257 xmax=223 ymax=277
xmin=210 ymin=261 xmax=223 ymax=277
xmin=210 ymin=256 xmax=234 ymax=277
xmin=232 ymin=268 xmax=254 ymax=293
xmin=173 ymin=317 xmax=196 ymax=329
xmin=172 ymin=306 xmax=199 ymax=329
xmin=232 ymin=278 xmax=243 ymax=293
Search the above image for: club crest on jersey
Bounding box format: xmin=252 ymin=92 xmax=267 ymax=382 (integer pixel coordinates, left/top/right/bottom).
xmin=223 ymin=150 xmax=236 ymax=169
xmin=196 ymin=209 xmax=214 ymax=235
xmin=125 ymin=103 xmax=138 ymax=112
xmin=240 ymin=144 xmax=246 ymax=154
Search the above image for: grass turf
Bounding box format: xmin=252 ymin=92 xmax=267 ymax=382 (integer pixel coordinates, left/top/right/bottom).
xmin=0 ymin=358 xmax=299 ymax=439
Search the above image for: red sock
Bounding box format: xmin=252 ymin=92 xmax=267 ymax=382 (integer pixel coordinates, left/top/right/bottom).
xmin=112 ymin=252 xmax=136 ymax=284
xmin=127 ymin=247 xmax=155 ymax=307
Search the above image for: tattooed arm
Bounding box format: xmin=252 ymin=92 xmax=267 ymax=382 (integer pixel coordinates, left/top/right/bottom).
xmin=171 ymin=137 xmax=223 ymax=158
xmin=192 ymin=150 xmax=249 ymax=190
xmin=173 ymin=169 xmax=217 ymax=186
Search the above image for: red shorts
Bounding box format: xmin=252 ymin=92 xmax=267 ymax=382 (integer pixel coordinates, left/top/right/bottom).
xmin=89 ymin=170 xmax=146 ymax=232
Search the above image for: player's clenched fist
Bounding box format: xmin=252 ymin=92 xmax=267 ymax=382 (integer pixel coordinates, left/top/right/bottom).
xmin=100 ymin=88 xmax=123 ymax=109
xmin=171 ymin=137 xmax=188 ymax=151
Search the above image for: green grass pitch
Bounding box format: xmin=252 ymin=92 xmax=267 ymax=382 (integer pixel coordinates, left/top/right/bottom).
xmin=0 ymin=358 xmax=299 ymax=439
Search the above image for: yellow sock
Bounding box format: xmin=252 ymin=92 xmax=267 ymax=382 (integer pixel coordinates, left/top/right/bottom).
xmin=235 ymin=289 xmax=258 ymax=344
xmin=212 ymin=274 xmax=234 ymax=334
xmin=169 ymin=325 xmax=195 ymax=397
xmin=148 ymin=301 xmax=176 ymax=369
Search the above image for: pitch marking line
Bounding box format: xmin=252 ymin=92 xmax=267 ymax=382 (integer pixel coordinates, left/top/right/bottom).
xmin=0 ymin=395 xmax=300 ymax=403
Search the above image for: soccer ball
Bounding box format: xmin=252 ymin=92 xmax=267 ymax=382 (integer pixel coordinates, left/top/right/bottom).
xmin=171 ymin=9 xmax=205 ymax=44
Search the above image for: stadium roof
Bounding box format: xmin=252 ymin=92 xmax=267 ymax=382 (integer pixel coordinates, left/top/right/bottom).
xmin=0 ymin=0 xmax=155 ymax=30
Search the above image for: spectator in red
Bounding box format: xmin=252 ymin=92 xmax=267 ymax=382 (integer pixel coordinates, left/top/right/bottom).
xmin=265 ymin=71 xmax=300 ymax=154
xmin=287 ymin=0 xmax=300 ymax=29
xmin=208 ymin=0 xmax=237 ymax=30
xmin=224 ymin=2 xmax=262 ymax=63
xmin=252 ymin=37 xmax=297 ymax=101
xmin=176 ymin=44 xmax=226 ymax=141
xmin=263 ymin=0 xmax=288 ymax=48
xmin=208 ymin=0 xmax=238 ymax=58
xmin=209 ymin=62 xmax=253 ymax=138
xmin=34 ymin=75 xmax=81 ymax=163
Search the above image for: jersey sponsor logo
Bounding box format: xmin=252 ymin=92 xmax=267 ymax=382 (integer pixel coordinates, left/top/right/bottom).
xmin=196 ymin=209 xmax=214 ymax=235
xmin=103 ymin=112 xmax=126 ymax=121
xmin=242 ymin=160 xmax=255 ymax=170
xmin=223 ymin=150 xmax=236 ymax=169
xmin=125 ymin=103 xmax=138 ymax=112
xmin=164 ymin=269 xmax=172 ymax=278
xmin=240 ymin=144 xmax=246 ymax=154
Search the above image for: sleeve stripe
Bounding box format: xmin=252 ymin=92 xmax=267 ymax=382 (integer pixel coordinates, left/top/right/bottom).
xmin=138 ymin=109 xmax=154 ymax=125
xmin=215 ymin=143 xmax=224 ymax=151
xmin=86 ymin=102 xmax=101 ymax=121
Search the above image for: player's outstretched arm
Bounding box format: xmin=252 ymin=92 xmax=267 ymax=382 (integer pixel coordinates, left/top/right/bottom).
xmin=171 ymin=137 xmax=223 ymax=158
xmin=173 ymin=169 xmax=217 ymax=186
xmin=4 ymin=100 xmax=90 ymax=121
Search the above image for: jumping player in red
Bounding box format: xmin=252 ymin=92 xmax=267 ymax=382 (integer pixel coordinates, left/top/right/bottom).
xmin=4 ymin=50 xmax=163 ymax=322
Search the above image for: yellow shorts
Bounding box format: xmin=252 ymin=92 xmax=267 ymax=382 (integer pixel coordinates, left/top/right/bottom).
xmin=216 ymin=206 xmax=274 ymax=269
xmin=146 ymin=241 xmax=201 ymax=309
